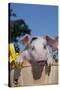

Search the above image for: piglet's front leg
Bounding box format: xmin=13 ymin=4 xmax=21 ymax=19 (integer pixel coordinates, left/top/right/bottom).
xmin=47 ymin=48 xmax=53 ymax=66
xmin=16 ymin=50 xmax=31 ymax=67
xmin=45 ymin=49 xmax=53 ymax=76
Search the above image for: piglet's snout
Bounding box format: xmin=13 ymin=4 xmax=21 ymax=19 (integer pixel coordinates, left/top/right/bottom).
xmin=32 ymin=47 xmax=47 ymax=61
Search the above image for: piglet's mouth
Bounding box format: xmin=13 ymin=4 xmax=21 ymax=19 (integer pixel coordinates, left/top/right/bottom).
xmin=36 ymin=60 xmax=47 ymax=64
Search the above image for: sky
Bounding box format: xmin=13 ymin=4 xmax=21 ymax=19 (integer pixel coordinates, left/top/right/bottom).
xmin=10 ymin=3 xmax=58 ymax=38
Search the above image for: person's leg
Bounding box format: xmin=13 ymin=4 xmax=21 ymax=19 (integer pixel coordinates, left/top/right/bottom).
xmin=14 ymin=67 xmax=21 ymax=85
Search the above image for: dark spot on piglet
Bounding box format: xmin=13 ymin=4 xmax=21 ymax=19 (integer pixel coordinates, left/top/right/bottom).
xmin=30 ymin=37 xmax=38 ymax=44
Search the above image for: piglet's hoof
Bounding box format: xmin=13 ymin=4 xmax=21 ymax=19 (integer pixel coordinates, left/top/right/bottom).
xmin=45 ymin=65 xmax=51 ymax=76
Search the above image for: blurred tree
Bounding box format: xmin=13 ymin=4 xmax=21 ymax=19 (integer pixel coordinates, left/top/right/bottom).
xmin=10 ymin=19 xmax=31 ymax=42
xmin=9 ymin=8 xmax=31 ymax=43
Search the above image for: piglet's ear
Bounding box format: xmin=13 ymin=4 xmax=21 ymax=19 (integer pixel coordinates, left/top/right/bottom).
xmin=44 ymin=35 xmax=58 ymax=50
xmin=20 ymin=34 xmax=30 ymax=41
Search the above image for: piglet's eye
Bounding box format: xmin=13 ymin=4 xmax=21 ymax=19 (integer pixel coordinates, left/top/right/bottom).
xmin=31 ymin=46 xmax=35 ymax=50
xmin=43 ymin=45 xmax=46 ymax=49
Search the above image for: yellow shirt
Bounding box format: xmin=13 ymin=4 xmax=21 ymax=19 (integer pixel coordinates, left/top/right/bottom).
xmin=9 ymin=43 xmax=16 ymax=63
